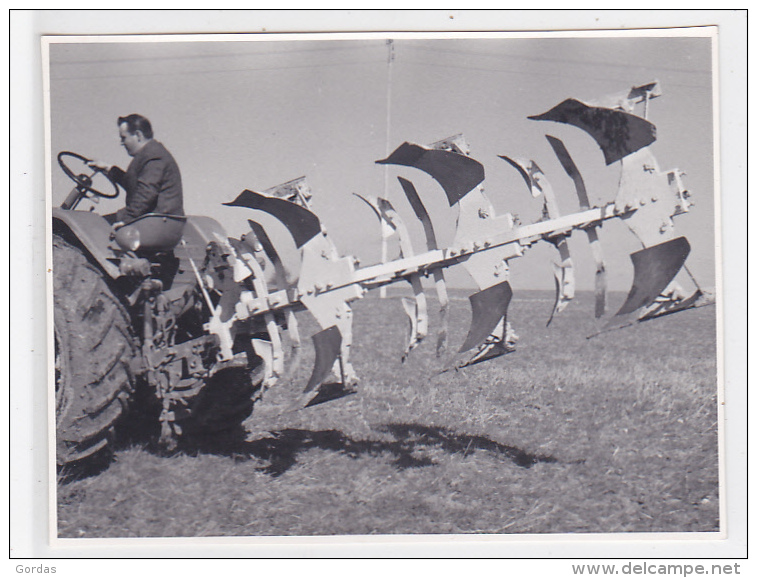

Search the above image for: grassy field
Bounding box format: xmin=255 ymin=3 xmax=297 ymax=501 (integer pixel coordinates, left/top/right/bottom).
xmin=57 ymin=289 xmax=719 ymax=538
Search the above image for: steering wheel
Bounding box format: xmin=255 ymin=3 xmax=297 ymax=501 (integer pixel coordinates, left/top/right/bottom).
xmin=57 ymin=151 xmax=120 ymax=199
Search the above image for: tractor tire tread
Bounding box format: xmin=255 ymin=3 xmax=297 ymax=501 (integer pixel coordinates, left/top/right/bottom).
xmin=53 ymin=235 xmax=137 ymax=465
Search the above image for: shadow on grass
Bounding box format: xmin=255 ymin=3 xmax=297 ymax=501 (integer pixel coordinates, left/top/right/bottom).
xmin=180 ymin=423 xmax=558 ymax=477
xmin=57 ymin=449 xmax=117 ymax=484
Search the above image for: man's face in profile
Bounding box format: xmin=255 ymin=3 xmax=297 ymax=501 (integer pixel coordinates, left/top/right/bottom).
xmin=119 ymin=122 xmax=143 ymax=157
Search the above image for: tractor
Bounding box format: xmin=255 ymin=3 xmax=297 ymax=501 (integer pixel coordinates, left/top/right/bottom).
xmin=52 ymin=151 xmax=270 ymax=466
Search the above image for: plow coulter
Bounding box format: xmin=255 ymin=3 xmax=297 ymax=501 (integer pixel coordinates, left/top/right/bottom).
xmin=52 ymin=82 xmax=715 ymax=465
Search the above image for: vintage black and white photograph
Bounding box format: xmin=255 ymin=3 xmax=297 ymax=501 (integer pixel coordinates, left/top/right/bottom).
xmin=30 ymin=13 xmax=741 ymax=556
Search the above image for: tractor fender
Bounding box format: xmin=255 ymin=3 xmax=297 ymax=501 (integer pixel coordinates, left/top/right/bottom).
xmin=52 ymin=208 xmax=121 ymax=278
xmin=175 ymin=215 xmax=229 ymax=265
xmin=52 ymin=209 xmax=229 ymax=281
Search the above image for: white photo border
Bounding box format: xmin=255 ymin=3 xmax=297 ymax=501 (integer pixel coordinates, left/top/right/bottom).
xmin=8 ymin=9 xmax=748 ymax=564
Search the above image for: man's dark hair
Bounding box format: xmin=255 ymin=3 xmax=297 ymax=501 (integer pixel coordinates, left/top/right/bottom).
xmin=118 ymin=114 xmax=154 ymax=139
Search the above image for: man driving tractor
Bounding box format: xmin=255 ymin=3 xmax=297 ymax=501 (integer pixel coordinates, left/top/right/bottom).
xmin=88 ymin=114 xmax=184 ymax=226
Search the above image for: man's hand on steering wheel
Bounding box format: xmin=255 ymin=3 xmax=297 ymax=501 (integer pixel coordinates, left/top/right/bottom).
xmin=86 ymin=159 xmax=113 ymax=173
xmin=57 ymin=151 xmax=120 ymax=200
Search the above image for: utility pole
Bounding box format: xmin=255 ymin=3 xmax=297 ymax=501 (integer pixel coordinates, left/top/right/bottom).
xmin=380 ymin=39 xmax=395 ymax=299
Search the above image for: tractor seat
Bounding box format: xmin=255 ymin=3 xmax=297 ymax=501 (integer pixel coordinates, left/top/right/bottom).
xmin=113 ymin=213 xmax=187 ymax=252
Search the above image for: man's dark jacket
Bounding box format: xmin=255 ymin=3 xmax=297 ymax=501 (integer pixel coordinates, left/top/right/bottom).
xmin=108 ymin=139 xmax=184 ymax=222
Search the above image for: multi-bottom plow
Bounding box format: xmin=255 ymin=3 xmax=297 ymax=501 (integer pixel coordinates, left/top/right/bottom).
xmin=203 ymin=82 xmax=713 ymax=406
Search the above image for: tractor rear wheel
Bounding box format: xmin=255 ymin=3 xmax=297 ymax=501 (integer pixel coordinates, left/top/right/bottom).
xmin=53 ymin=235 xmax=137 ymax=466
xmin=178 ymin=364 xmax=263 ymax=438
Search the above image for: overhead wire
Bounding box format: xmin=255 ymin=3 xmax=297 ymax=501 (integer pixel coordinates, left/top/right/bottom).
xmin=401 ymin=44 xmax=713 ymax=76
xmin=50 ymin=41 xmax=385 ymax=66
xmin=49 ymin=57 xmax=388 ymax=82
xmin=396 ymin=56 xmax=712 ymax=91
xmin=49 ymin=41 xmax=712 ymax=91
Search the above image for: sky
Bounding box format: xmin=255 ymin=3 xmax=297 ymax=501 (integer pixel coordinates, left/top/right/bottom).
xmin=46 ymin=32 xmax=716 ymax=291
